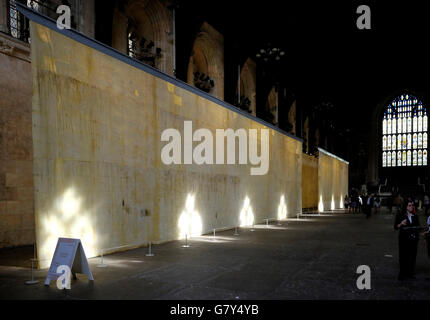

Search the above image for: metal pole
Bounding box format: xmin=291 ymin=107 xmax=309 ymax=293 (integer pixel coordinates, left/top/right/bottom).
xmin=98 ymin=249 xmax=107 ymax=267
xmin=146 ymin=242 xmax=154 ymax=257
xmin=25 ymin=258 xmax=39 ymax=285
xmin=234 ymin=226 xmax=239 ymax=236
xmin=182 ymin=234 xmax=190 ymax=248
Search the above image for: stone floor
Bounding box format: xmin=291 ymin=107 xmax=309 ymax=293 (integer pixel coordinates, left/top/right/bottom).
xmin=1 ymin=209 xmax=430 ymax=300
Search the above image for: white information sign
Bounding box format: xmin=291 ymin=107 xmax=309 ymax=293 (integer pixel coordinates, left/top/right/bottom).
xmin=45 ymin=237 xmax=94 ymax=286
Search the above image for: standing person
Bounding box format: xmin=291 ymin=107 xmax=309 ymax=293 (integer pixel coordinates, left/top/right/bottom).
xmin=365 ymin=193 xmax=374 ymax=219
xmin=374 ymin=196 xmax=381 ymax=214
xmin=421 ymin=216 xmax=430 ymax=258
xmin=358 ymin=194 xmax=363 ymax=213
xmin=351 ymin=195 xmax=357 ymax=213
xmin=388 ymin=194 xmax=394 ymax=215
xmin=407 ymin=197 xmax=415 ymax=214
xmin=394 ymin=194 xmax=404 ymax=215
xmin=423 ymin=193 xmax=430 ymax=217
xmin=394 ymin=201 xmax=421 ymax=280
xmin=414 ymin=196 xmax=419 ymax=211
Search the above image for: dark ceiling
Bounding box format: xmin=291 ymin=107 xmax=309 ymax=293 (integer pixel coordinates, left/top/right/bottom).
xmin=179 ymin=0 xmax=429 ymax=116
xmin=175 ymin=0 xmax=429 ymax=185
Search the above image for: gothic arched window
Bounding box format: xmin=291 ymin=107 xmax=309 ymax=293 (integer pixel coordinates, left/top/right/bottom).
xmin=382 ymin=94 xmax=428 ymax=167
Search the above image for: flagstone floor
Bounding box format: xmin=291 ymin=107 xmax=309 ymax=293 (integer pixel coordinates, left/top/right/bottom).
xmin=1 ymin=209 xmax=430 ymax=300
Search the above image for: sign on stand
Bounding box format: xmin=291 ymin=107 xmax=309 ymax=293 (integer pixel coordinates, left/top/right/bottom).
xmin=45 ymin=238 xmax=94 ymax=286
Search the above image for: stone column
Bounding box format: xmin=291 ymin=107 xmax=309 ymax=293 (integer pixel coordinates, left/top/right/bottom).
xmin=111 ymin=6 xmax=128 ymax=54
xmin=78 ymin=0 xmax=95 ymax=38
xmin=0 ymin=0 xmax=9 ymax=34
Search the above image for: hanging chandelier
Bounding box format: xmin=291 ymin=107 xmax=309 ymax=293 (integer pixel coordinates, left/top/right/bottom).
xmin=255 ymin=43 xmax=285 ymax=62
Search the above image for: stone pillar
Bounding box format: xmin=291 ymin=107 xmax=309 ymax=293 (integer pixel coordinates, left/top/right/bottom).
xmin=78 ymin=0 xmax=95 ymax=38
xmin=0 ymin=0 xmax=9 ymax=34
xmin=111 ymin=6 xmax=128 ymax=54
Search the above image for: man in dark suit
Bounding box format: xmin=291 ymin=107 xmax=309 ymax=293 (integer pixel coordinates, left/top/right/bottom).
xmin=394 ymin=201 xmax=421 ymax=280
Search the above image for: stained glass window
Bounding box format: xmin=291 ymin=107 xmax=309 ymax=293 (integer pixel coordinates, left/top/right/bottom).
xmin=127 ymin=31 xmax=138 ymax=59
xmin=8 ymin=1 xmax=42 ymax=42
xmin=9 ymin=0 xmax=21 ymax=39
xmin=382 ymin=94 xmax=428 ymax=167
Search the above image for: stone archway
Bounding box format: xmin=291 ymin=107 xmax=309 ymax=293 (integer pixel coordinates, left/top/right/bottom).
xmin=237 ymin=58 xmax=256 ymax=116
xmin=288 ymin=100 xmax=297 ymax=135
xmin=264 ymin=87 xmax=278 ymax=125
xmin=187 ymin=46 xmax=208 ymax=84
xmin=112 ymin=0 xmax=173 ymax=75
xmin=187 ymin=22 xmax=224 ymax=100
xmin=304 ymin=116 xmax=310 ymax=153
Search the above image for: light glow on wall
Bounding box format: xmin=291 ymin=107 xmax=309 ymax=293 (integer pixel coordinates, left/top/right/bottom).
xmin=239 ymin=196 xmax=255 ymax=227
xmin=331 ymin=195 xmax=335 ymax=210
xmin=57 ymin=189 xmax=81 ymax=219
xmin=339 ymin=195 xmax=344 ymax=209
xmin=318 ymin=195 xmax=324 ymax=213
xmin=39 ymin=188 xmax=96 ymax=268
xmin=277 ymin=195 xmax=287 ymax=220
xmin=178 ymin=194 xmax=202 ymax=239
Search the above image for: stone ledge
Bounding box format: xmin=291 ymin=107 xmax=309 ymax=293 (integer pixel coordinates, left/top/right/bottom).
xmin=0 ymin=32 xmax=31 ymax=62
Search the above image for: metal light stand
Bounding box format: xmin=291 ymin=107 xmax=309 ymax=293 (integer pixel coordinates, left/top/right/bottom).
xmin=234 ymin=226 xmax=239 ymax=236
xmin=146 ymin=242 xmax=154 ymax=257
xmin=182 ymin=234 xmax=190 ymax=248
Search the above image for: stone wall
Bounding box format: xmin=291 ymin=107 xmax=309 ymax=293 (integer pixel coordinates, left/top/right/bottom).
xmin=0 ymin=33 xmax=34 ymax=248
xmin=318 ymin=148 xmax=349 ymax=211
xmin=30 ymin=22 xmax=302 ymax=268
xmin=302 ymin=153 xmax=318 ymax=209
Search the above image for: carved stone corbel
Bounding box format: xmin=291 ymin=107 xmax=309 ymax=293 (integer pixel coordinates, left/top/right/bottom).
xmin=0 ymin=42 xmax=15 ymax=55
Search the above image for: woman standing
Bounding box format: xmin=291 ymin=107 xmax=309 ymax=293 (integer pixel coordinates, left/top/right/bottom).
xmin=394 ymin=201 xmax=421 ymax=280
